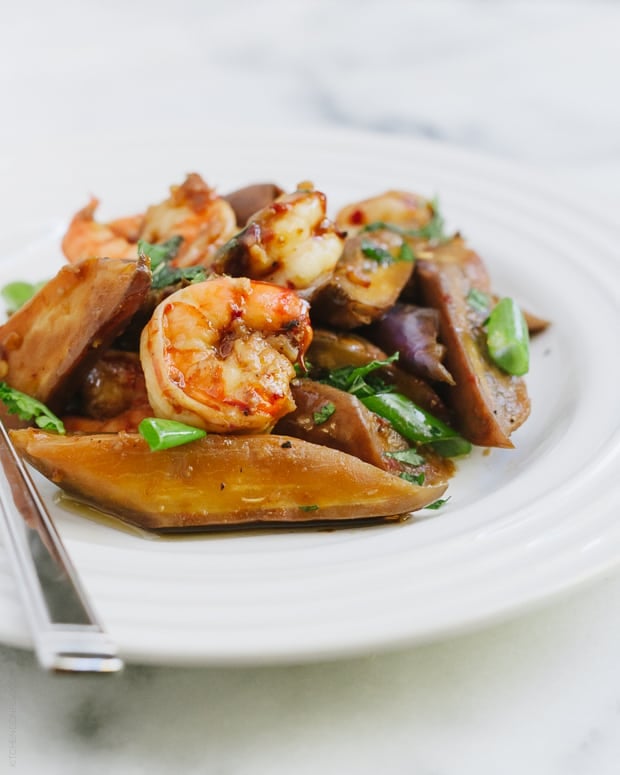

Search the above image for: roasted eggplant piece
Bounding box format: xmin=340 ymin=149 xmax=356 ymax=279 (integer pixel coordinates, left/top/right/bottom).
xmin=223 ymin=182 xmax=284 ymax=226
xmin=416 ymin=237 xmax=530 ymax=447
xmin=364 ymin=303 xmax=454 ymax=384
xmin=11 ymin=429 xmax=448 ymax=530
xmin=275 ymin=379 xmax=408 ymax=471
xmin=0 ymin=257 xmax=151 ymax=415
xmin=274 ymin=379 xmax=453 ymax=486
xmin=75 ymin=350 xmax=145 ymax=419
xmin=307 ymin=329 xmax=451 ymax=422
xmin=311 ymin=231 xmax=415 ymax=329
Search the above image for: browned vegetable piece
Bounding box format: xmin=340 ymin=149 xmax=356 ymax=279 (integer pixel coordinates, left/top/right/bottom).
xmin=275 ymin=379 xmax=407 ymax=470
xmin=416 ymin=237 xmax=530 ymax=447
xmin=307 ymin=329 xmax=451 ymax=422
xmin=0 ymin=257 xmax=151 ymax=415
xmin=364 ymin=303 xmax=454 ymax=384
xmin=223 ymin=182 xmax=284 ymax=226
xmin=311 ymin=231 xmax=415 ymax=329
xmin=274 ymin=379 xmax=453 ymax=486
xmin=77 ymin=350 xmax=145 ymax=419
xmin=523 ymin=307 xmax=551 ymax=335
xmin=10 ymin=429 xmax=448 ymax=530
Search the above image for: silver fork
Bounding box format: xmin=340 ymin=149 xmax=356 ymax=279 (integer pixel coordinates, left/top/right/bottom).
xmin=0 ymin=422 xmax=123 ymax=673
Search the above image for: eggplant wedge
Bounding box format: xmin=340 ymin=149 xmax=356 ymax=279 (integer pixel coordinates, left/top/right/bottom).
xmin=307 ymin=329 xmax=451 ymax=422
xmin=364 ymin=303 xmax=454 ymax=384
xmin=274 ymin=379 xmax=454 ymax=486
xmin=416 ymin=238 xmax=530 ymax=447
xmin=223 ymin=182 xmax=284 ymax=226
xmin=0 ymin=257 xmax=151 ymax=414
xmin=311 ymin=231 xmax=415 ymax=329
xmin=10 ymin=429 xmax=448 ymax=530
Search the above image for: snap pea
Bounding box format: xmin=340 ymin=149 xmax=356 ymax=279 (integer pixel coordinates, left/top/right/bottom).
xmin=138 ymin=418 xmax=206 ymax=451
xmin=485 ymin=297 xmax=530 ymax=376
xmin=361 ymin=392 xmax=471 ymax=456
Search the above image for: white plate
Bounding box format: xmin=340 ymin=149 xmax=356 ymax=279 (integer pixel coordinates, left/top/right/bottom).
xmin=0 ymin=127 xmax=619 ymax=666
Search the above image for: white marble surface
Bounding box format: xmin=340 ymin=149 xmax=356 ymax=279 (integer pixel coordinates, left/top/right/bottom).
xmin=1 ymin=1 xmax=620 ymax=773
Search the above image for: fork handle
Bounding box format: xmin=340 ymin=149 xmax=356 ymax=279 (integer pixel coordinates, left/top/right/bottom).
xmin=0 ymin=422 xmax=123 ymax=673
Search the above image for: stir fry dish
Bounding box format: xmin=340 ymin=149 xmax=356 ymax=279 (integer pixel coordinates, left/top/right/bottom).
xmin=0 ymin=174 xmax=548 ymax=531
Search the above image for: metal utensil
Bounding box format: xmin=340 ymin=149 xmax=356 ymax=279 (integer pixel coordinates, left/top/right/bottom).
xmin=0 ymin=422 xmax=123 ymax=673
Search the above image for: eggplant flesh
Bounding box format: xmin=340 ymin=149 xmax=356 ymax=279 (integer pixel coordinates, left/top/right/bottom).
xmin=10 ymin=429 xmax=448 ymax=531
xmin=311 ymin=232 xmax=415 ymax=329
xmin=0 ymin=256 xmax=151 ymax=416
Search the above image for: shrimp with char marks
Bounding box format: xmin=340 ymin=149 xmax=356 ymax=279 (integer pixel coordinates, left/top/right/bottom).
xmin=61 ymin=173 xmax=237 ymax=268
xmin=336 ymin=189 xmax=437 ymax=235
xmin=213 ymin=183 xmax=345 ymax=298
xmin=140 ymin=173 xmax=237 ymax=268
xmin=140 ymin=275 xmax=313 ymax=434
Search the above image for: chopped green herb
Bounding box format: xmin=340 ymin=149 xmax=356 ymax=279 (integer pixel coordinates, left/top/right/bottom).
xmin=313 ymin=402 xmax=336 ymax=426
xmin=138 ymin=417 xmax=206 ymax=451
xmin=1 ymin=280 xmax=47 ymax=314
xmin=323 ymin=353 xmax=399 ymax=398
xmin=0 ymin=383 xmax=65 ymax=434
xmin=485 ymin=297 xmax=530 ymax=376
xmin=398 ymin=242 xmax=416 ymax=263
xmin=466 ymin=287 xmax=492 ymax=314
xmin=138 ymin=236 xmax=207 ymax=290
xmin=299 ymin=504 xmax=319 ymax=512
xmin=294 ymin=360 xmax=312 ymax=377
xmin=399 ymin=471 xmax=426 ymax=486
xmin=137 ymin=236 xmax=183 ymax=269
xmin=359 ymin=239 xmax=416 ymax=265
xmin=360 ymin=197 xmax=448 ymax=243
xmin=387 ymin=448 xmax=425 ymax=466
xmin=425 ymin=497 xmax=451 ymax=511
xmin=360 ymin=240 xmax=395 ymax=264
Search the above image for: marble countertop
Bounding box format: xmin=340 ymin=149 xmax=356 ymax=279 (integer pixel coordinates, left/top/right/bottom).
xmin=1 ymin=1 xmax=620 ymax=773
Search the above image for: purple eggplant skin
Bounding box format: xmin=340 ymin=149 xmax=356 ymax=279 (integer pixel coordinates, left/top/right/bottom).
xmin=365 ymin=303 xmax=454 ymax=385
xmin=222 ymin=183 xmax=284 ymax=226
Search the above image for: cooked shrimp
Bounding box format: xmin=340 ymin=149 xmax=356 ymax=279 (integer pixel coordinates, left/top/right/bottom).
xmin=61 ymin=198 xmax=139 ymax=263
xmin=213 ymin=183 xmax=345 ymax=297
xmin=336 ymin=190 xmax=436 ymax=235
xmin=140 ymin=276 xmax=312 ymax=434
xmin=139 ymin=173 xmax=237 ymax=268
